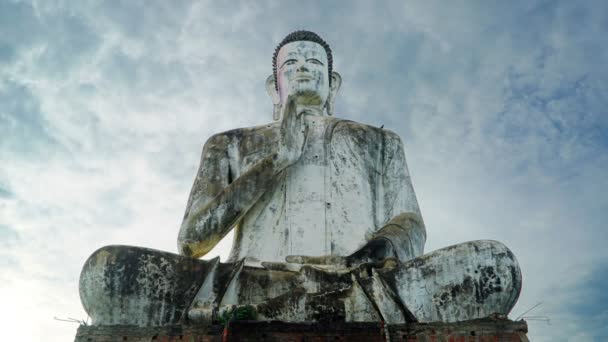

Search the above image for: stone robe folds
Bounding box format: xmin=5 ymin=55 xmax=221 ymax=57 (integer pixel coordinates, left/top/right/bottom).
xmin=181 ymin=115 xmax=426 ymax=264
xmin=80 ymin=116 xmax=521 ymax=326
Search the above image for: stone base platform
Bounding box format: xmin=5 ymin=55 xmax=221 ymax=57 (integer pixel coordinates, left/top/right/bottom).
xmin=75 ymin=318 xmax=528 ymax=341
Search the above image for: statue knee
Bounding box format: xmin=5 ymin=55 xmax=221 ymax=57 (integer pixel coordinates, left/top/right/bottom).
xmin=79 ymin=245 xmax=148 ymax=304
xmin=80 ymin=245 xmax=154 ymax=293
xmin=461 ymin=239 xmax=523 ymax=302
xmin=79 ymin=245 xmax=212 ymax=326
xmin=79 ymin=245 xmax=162 ymax=325
xmin=392 ymin=240 xmax=522 ymax=322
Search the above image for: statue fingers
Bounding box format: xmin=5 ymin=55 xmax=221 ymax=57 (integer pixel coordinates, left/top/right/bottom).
xmin=286 ymin=255 xmax=319 ymax=264
xmin=280 ymin=95 xmax=298 ymax=126
xmin=348 ymin=257 xmax=400 ymax=270
xmin=261 ymin=261 xmax=302 ymax=273
xmin=382 ymin=257 xmax=400 ymax=269
xmin=286 ymin=255 xmax=346 ymax=266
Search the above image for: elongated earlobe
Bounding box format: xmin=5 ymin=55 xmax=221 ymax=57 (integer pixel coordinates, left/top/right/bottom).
xmin=273 ymin=104 xmax=281 ymax=121
xmin=265 ymin=75 xmax=281 ymax=121
xmin=326 ymin=71 xmax=342 ymax=116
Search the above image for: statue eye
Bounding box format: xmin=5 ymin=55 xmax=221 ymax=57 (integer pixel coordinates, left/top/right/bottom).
xmin=281 ymin=59 xmax=298 ymax=68
xmin=307 ymin=58 xmax=323 ymax=65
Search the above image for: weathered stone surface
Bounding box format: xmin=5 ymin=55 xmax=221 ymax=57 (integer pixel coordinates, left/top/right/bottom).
xmin=177 ymin=33 xmax=426 ymax=266
xmin=386 ymin=240 xmax=522 ymax=322
xmin=79 ymin=241 xmax=520 ymax=326
xmin=178 ymin=115 xmax=425 ymax=265
xmin=77 ymin=30 xmax=523 ymax=329
xmin=216 ymin=240 xmax=519 ymax=324
xmin=75 ymin=318 xmax=529 ymax=341
xmin=80 ymin=245 xmax=212 ymax=326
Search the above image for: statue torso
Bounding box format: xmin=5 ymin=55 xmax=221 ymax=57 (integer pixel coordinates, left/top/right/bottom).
xmin=222 ymin=116 xmax=391 ymax=263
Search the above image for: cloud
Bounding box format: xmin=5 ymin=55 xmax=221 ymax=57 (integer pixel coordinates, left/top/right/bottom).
xmin=1 ymin=0 xmax=607 ymax=341
xmin=568 ymin=262 xmax=608 ymax=338
xmin=0 ymin=224 xmax=20 ymax=278
xmin=0 ymin=180 xmax=14 ymax=199
xmin=0 ymin=224 xmax=19 ymax=246
xmin=527 ymin=260 xmax=608 ymax=341
xmin=0 ymin=79 xmax=63 ymax=159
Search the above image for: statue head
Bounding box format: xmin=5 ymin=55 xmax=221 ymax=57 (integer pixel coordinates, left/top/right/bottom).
xmin=266 ymin=30 xmax=342 ymax=120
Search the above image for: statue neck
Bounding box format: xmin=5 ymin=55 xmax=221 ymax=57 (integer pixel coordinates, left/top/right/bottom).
xmin=294 ymin=103 xmax=325 ymax=117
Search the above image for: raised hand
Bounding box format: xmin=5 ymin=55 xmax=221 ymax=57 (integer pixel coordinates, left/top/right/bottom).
xmin=276 ymin=95 xmax=307 ymax=169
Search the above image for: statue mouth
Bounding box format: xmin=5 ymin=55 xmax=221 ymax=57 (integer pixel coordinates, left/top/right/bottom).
xmin=293 ymin=75 xmax=314 ymax=81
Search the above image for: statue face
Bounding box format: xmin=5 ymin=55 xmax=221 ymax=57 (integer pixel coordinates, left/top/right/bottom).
xmin=276 ymin=41 xmax=330 ymax=109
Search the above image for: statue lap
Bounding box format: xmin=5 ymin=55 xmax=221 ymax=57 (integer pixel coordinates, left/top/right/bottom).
xmin=80 ymin=240 xmax=520 ymax=326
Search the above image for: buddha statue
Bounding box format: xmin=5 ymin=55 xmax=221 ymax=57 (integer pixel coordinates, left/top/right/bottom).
xmin=79 ymin=30 xmax=521 ymax=326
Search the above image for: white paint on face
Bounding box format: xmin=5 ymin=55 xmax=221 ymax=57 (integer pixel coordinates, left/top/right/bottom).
xmin=276 ymin=41 xmax=330 ymax=108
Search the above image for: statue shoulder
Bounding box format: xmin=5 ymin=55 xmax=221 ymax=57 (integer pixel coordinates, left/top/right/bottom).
xmin=331 ymin=119 xmax=404 ymax=145
xmin=381 ymin=128 xmax=404 ymax=146
xmin=204 ymin=122 xmax=280 ymax=148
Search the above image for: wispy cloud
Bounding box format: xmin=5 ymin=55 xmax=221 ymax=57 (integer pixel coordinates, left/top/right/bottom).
xmin=1 ymin=1 xmax=606 ymax=340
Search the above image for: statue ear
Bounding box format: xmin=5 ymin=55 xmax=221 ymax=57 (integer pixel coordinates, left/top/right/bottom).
xmin=326 ymin=71 xmax=342 ymax=116
xmin=266 ymin=75 xmax=281 ymax=121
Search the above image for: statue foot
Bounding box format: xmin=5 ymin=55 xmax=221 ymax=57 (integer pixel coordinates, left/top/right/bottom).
xmin=79 ymin=245 xmax=213 ymax=326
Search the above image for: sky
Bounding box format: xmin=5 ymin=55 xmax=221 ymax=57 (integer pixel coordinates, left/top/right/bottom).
xmin=1 ymin=0 xmax=607 ymax=340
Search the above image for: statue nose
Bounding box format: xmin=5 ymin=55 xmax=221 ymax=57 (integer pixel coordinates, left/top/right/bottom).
xmin=296 ymin=63 xmax=309 ymax=72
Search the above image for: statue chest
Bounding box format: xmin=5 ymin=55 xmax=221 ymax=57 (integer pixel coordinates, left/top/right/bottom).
xmin=234 ymin=118 xmax=384 ymax=262
xmin=283 ymin=117 xmax=332 ymax=256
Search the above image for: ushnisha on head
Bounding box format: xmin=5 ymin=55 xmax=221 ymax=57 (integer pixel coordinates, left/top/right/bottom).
xmin=266 ymin=30 xmax=342 ymax=120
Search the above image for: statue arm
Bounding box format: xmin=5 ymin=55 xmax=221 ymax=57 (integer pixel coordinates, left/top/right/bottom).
xmin=370 ymin=131 xmax=426 ymax=262
xmin=179 ymin=97 xmax=305 ymax=258
xmin=177 ymin=133 xmax=287 ymax=258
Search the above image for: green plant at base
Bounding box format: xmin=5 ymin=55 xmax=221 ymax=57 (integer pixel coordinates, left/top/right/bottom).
xmin=217 ymin=305 xmax=257 ymax=325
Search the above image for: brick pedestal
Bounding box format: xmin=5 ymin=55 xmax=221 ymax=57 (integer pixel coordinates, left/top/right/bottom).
xmin=75 ymin=318 xmax=528 ymax=341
